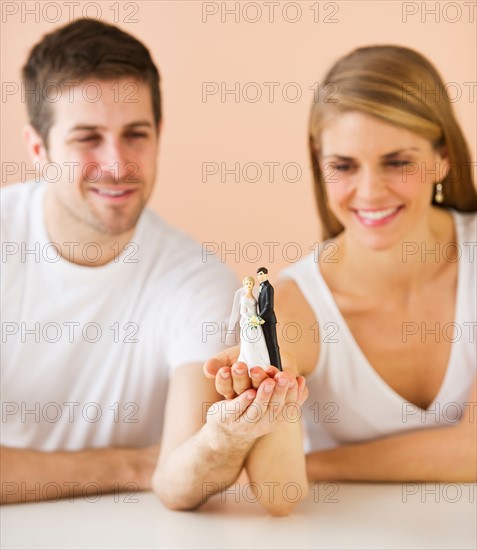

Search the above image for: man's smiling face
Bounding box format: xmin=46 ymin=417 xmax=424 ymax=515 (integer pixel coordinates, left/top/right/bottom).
xmin=40 ymin=77 xmax=160 ymax=236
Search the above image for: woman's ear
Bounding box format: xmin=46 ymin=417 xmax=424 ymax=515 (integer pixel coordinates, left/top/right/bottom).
xmin=434 ymin=142 xmax=450 ymax=181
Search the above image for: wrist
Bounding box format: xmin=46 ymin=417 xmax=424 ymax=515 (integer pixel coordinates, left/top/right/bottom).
xmin=91 ymin=447 xmax=152 ymax=491
xmin=306 ymin=449 xmax=340 ymax=482
xmin=202 ymin=422 xmax=255 ymax=458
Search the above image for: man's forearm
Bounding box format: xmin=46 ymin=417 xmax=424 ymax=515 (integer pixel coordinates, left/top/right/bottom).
xmin=153 ymin=423 xmax=255 ymax=510
xmin=1 ymin=445 xmax=159 ymax=504
xmin=307 ymin=424 xmax=476 ymax=482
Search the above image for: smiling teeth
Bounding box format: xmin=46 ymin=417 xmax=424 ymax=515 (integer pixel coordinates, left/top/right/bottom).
xmin=97 ymin=189 xmax=127 ymax=197
xmin=356 ymin=206 xmax=399 ymax=220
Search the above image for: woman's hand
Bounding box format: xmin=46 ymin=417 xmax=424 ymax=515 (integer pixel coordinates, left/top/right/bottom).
xmin=203 ymin=346 xmax=308 ymax=433
xmin=204 ymin=370 xmax=304 ymax=445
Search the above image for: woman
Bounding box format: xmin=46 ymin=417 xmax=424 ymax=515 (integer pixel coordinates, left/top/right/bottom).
xmin=277 ymin=45 xmax=477 ymax=482
xmin=227 ymin=276 xmax=271 ymax=369
xmin=207 ymin=45 xmax=476 ymax=483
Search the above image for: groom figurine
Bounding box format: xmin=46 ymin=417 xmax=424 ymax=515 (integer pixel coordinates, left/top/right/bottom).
xmin=256 ymin=267 xmax=283 ymax=371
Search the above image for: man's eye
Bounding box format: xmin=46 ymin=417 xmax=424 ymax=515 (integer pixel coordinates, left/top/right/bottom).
xmin=335 ymin=164 xmax=352 ymax=172
xmin=78 ymin=136 xmax=99 ymax=142
xmin=128 ymin=133 xmax=147 ymax=138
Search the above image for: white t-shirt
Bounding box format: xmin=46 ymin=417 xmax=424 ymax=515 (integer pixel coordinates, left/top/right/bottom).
xmin=1 ymin=180 xmax=238 ymax=451
xmin=281 ymin=210 xmax=477 ymax=452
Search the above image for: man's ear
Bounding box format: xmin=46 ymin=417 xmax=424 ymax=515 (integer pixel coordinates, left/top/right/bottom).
xmin=22 ymin=124 xmax=49 ymax=165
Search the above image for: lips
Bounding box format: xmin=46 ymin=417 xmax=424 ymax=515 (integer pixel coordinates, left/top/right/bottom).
xmin=90 ymin=187 xmax=137 ymax=201
xmin=352 ymin=205 xmax=404 ymax=227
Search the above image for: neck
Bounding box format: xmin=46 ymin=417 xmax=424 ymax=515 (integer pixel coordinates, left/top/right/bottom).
xmin=334 ymin=208 xmax=455 ymax=299
xmin=44 ymin=187 xmax=136 ymax=267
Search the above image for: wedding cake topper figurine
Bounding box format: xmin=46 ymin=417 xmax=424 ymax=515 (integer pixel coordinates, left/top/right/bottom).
xmin=227 ymin=267 xmax=283 ymax=371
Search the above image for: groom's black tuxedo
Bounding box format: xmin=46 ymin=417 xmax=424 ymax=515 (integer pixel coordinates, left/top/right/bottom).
xmin=258 ymin=280 xmax=282 ymax=371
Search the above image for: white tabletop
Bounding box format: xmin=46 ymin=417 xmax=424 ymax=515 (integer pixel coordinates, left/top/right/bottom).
xmin=1 ymin=482 xmax=476 ymax=549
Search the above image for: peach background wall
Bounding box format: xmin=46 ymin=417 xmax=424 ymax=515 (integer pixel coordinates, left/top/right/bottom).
xmin=1 ymin=0 xmax=476 ymax=278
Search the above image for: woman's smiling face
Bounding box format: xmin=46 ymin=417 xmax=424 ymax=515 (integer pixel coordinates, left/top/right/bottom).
xmin=317 ymin=111 xmax=448 ymax=250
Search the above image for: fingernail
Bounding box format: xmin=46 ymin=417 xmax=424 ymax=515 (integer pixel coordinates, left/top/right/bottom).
xmin=277 ymin=377 xmax=288 ymax=387
xmin=289 ymin=380 xmax=296 ymax=388
xmin=251 ymin=371 xmax=261 ymax=378
xmin=264 ymin=383 xmax=274 ymax=393
xmin=246 ymin=392 xmax=254 ymax=400
xmin=234 ymin=366 xmax=246 ymax=375
xmin=220 ymin=371 xmax=230 ymax=379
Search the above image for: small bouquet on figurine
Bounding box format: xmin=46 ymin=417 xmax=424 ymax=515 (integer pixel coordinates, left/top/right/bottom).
xmin=247 ymin=315 xmax=265 ymax=329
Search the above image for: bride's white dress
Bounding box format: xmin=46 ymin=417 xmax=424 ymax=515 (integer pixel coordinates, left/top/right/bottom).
xmin=237 ymin=295 xmax=271 ymax=368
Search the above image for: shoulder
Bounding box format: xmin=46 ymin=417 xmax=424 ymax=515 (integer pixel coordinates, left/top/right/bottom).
xmin=274 ymin=277 xmax=319 ymax=376
xmin=1 ymin=180 xmax=40 ymax=216
xmin=1 ymin=180 xmax=42 ymax=240
xmin=433 ymin=207 xmax=476 ymax=241
xmin=451 ymin=209 xmax=477 ymax=238
xmin=138 ymin=208 xmax=238 ymax=301
xmin=275 ymin=277 xmax=317 ymax=330
xmin=141 ymin=209 xmax=234 ymax=274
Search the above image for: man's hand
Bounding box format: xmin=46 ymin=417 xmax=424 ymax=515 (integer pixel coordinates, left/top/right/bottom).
xmin=202 ymin=345 xmax=308 ymax=441
xmin=204 ymin=371 xmax=305 ymax=445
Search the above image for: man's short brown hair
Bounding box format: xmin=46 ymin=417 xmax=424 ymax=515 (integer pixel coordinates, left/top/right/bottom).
xmin=21 ymin=18 xmax=161 ymax=151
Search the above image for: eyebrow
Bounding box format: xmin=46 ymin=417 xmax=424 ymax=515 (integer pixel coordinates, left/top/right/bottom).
xmin=322 ymin=148 xmax=420 ymax=160
xmin=68 ymin=121 xmax=153 ymax=133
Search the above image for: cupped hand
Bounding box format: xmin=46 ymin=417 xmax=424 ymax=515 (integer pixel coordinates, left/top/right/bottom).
xmin=203 ymin=347 xmax=308 ymax=427
xmin=205 ymin=369 xmax=308 ymax=443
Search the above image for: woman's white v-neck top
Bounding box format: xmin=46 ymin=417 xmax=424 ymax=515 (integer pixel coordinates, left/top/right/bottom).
xmin=280 ymin=210 xmax=476 ymax=452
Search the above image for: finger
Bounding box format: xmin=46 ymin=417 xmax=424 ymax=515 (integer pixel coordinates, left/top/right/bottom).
xmin=249 ymin=374 xmax=290 ymax=423
xmin=210 ymin=389 xmax=256 ymax=426
xmin=228 ymin=389 xmax=256 ymax=422
xmin=263 ymin=365 xmax=280 ymax=379
xmin=284 ymin=376 xmax=298 ymax=405
xmin=203 ymin=346 xmax=241 ymax=379
xmin=231 ymin=362 xmax=252 ymax=395
xmin=249 ymin=366 xmax=268 ymax=390
xmin=280 ymin=351 xmax=299 ymax=377
xmin=296 ymin=376 xmax=309 ymax=406
xmin=242 ymin=379 xmax=276 ymax=422
xmin=266 ymin=372 xmax=292 ymax=420
xmin=215 ymin=367 xmax=236 ymax=400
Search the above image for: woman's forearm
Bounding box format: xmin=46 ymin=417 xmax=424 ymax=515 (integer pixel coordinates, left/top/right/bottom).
xmin=246 ymin=420 xmax=308 ymax=516
xmin=307 ymin=423 xmax=476 ymax=482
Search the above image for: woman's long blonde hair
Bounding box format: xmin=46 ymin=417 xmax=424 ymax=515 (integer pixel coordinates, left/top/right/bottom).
xmin=309 ymin=45 xmax=477 ymax=240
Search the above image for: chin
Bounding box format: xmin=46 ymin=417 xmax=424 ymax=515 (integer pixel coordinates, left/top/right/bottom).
xmin=354 ymin=231 xmax=404 ymax=252
xmin=91 ymin=215 xmax=140 ymax=236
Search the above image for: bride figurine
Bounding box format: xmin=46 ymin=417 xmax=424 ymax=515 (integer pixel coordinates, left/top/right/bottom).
xmin=227 ymin=276 xmax=271 ymax=370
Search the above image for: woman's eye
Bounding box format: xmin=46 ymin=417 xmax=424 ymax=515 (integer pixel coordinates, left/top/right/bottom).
xmin=335 ymin=164 xmax=352 ymax=172
xmin=387 ymin=160 xmax=411 ymax=167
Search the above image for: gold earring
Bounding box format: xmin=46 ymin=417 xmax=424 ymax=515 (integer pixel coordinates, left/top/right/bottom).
xmin=435 ymin=182 xmax=444 ymax=203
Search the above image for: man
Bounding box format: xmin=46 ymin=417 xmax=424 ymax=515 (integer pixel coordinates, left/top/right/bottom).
xmin=1 ymin=18 xmax=309 ymax=514
xmin=0 ymin=17 xmax=237 ymax=503
xmin=256 ymin=267 xmax=283 ymax=371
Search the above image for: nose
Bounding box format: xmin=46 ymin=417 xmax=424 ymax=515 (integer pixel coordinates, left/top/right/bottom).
xmin=355 ymin=166 xmax=387 ymax=202
xmin=96 ymin=138 xmax=132 ymax=184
